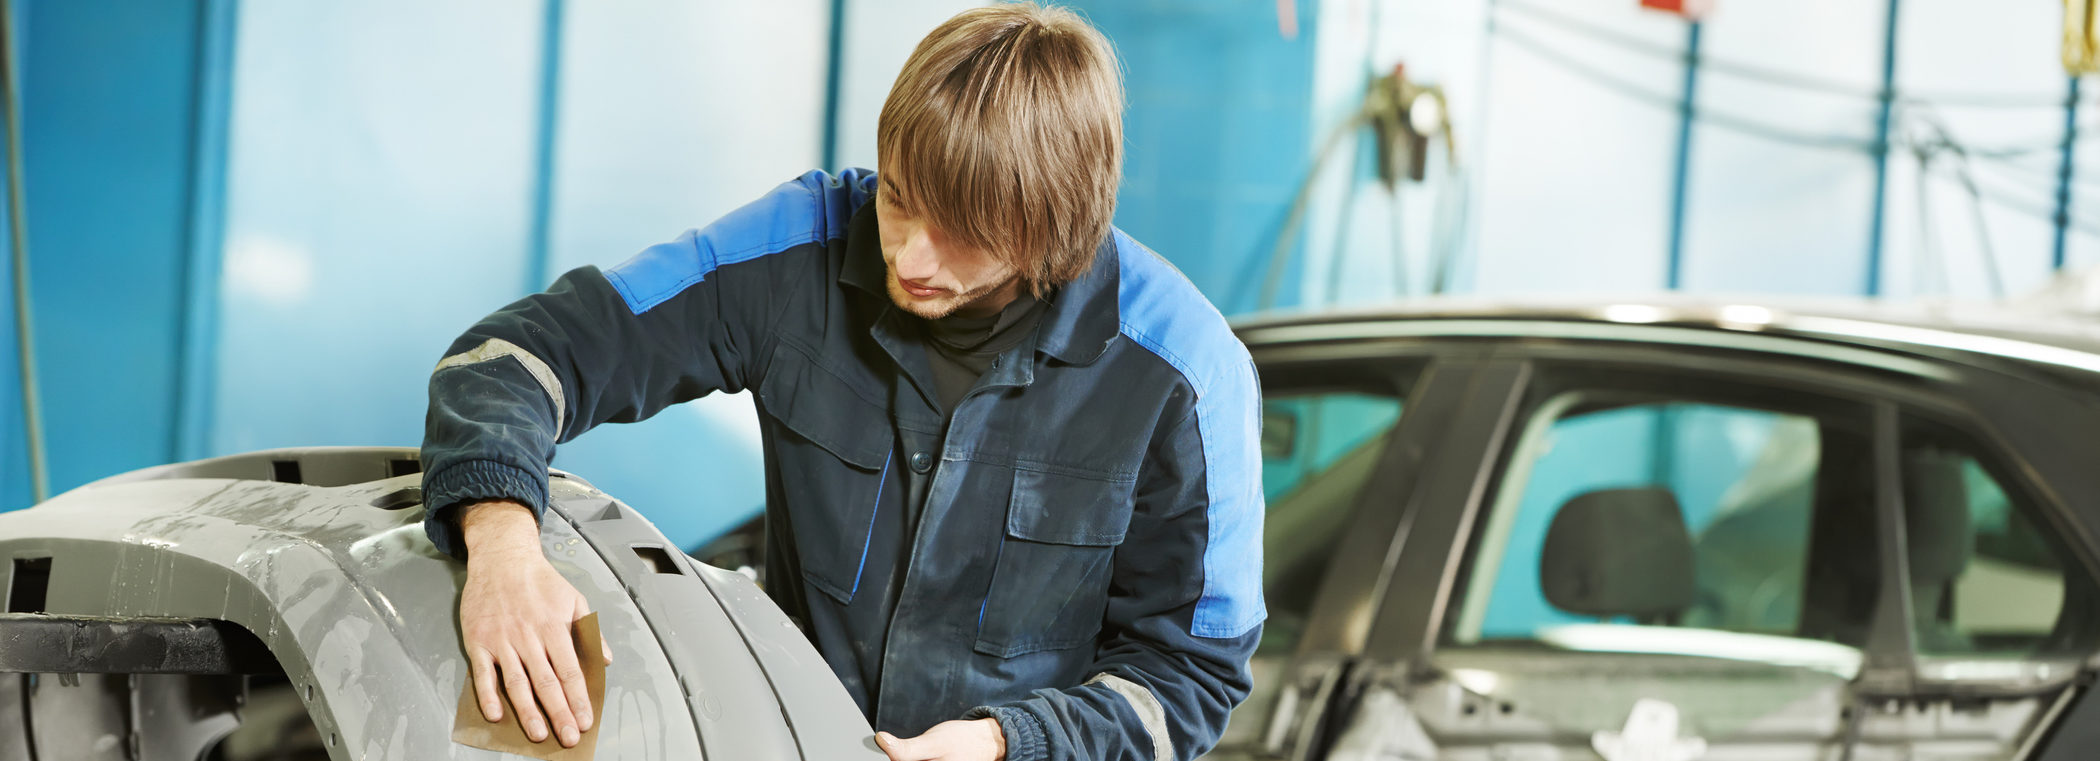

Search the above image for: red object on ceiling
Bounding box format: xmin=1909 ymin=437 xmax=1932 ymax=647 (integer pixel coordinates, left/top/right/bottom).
xmin=1641 ymin=0 xmax=1714 ymax=19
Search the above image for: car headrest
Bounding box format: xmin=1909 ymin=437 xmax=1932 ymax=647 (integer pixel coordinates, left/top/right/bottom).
xmin=1540 ymin=487 xmax=1696 ymax=619
xmin=1903 ymin=449 xmax=1974 ymax=586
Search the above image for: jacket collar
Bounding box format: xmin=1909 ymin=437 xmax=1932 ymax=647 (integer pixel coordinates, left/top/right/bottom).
xmin=841 ymin=202 xmax=1122 ymax=366
xmin=1031 ymin=233 xmax=1121 ymax=365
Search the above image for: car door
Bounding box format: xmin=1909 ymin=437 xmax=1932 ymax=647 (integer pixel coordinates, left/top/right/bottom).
xmin=1879 ymin=409 xmax=2099 ymax=759
xmin=1207 ymin=339 xmax=1530 ymax=761
xmin=1313 ymin=337 xmax=2100 ymax=760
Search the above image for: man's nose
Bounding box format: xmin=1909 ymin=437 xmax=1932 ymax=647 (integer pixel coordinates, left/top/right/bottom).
xmin=895 ymin=231 xmax=942 ymax=282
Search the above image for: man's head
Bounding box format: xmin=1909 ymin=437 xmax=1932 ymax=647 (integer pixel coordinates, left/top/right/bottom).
xmin=875 ymin=3 xmax=1124 ymax=320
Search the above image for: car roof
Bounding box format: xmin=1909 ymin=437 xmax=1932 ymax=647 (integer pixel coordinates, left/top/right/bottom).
xmin=1232 ymin=294 xmax=2100 ymax=377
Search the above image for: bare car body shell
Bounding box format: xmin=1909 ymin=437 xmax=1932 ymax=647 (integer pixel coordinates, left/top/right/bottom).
xmin=0 ymin=447 xmax=886 ymax=760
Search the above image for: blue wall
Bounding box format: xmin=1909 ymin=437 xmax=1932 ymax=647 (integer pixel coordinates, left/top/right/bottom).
xmin=6 ymin=0 xmax=213 ymax=508
xmin=211 ymin=0 xmax=540 ymax=460
xmin=1076 ymin=0 xmax=1319 ymax=314
xmin=531 ymin=0 xmax=830 ymax=546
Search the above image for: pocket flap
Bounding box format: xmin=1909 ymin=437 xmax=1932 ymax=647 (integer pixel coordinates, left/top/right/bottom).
xmin=1006 ymin=469 xmax=1138 ymax=546
xmin=757 ymin=342 xmax=890 ymax=470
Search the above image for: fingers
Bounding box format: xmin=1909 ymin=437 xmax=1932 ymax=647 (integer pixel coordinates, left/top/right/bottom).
xmin=523 ymin=641 xmax=582 ymax=748
xmin=470 ymin=646 xmax=503 ymax=723
xmin=459 ymin=552 xmax=602 ymax=747
xmin=498 ymin=649 xmax=549 ymax=744
xmin=548 ymin=628 xmax=594 ymax=733
xmin=876 ymin=731 xmax=935 ymax=761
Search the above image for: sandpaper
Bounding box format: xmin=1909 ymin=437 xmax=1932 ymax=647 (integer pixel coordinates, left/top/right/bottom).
xmin=452 ymin=613 xmax=608 ymax=760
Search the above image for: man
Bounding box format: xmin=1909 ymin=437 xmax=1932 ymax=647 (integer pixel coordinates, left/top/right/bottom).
xmin=420 ymin=5 xmax=1264 ymax=761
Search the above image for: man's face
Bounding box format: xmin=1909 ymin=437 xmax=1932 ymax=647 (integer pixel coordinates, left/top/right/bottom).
xmin=875 ymin=175 xmax=1021 ymax=320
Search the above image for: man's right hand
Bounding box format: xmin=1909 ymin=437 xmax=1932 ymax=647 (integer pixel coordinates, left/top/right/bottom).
xmin=458 ymin=500 xmax=606 ymax=748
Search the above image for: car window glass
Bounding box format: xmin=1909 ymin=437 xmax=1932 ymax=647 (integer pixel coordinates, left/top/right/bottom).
xmin=1901 ymin=417 xmax=2094 ymax=657
xmin=1446 ymin=394 xmax=1872 ymax=675
xmin=1259 ymin=391 xmax=1403 ymax=655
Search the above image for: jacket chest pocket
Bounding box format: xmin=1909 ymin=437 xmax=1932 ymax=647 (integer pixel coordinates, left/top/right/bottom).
xmin=758 ymin=341 xmax=892 ymax=603
xmin=974 ymin=468 xmax=1137 ymax=658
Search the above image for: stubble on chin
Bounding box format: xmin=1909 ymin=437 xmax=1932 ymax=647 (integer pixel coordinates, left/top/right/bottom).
xmin=886 ymin=279 xmax=966 ymax=320
xmin=884 ymin=274 xmax=1016 ymax=320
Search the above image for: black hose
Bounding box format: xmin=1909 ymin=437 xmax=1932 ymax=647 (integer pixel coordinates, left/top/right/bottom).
xmin=18 ymin=674 xmax=37 ymax=761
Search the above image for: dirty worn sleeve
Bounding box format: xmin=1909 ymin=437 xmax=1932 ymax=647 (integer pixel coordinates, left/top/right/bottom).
xmin=970 ymin=360 xmax=1266 ymax=761
xmin=419 ymin=174 xmax=842 ymax=558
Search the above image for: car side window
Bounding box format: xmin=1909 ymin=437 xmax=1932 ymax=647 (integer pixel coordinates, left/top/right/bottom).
xmin=1445 ymin=387 xmax=1877 ymax=672
xmin=1900 ymin=416 xmax=2096 ymax=657
xmin=1259 ymin=390 xmax=1405 ymax=655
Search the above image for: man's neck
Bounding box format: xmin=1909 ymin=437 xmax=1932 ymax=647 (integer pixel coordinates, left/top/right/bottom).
xmin=950 ymin=278 xmax=1025 ymax=319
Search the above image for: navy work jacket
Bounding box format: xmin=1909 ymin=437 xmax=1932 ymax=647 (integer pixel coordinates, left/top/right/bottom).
xmin=421 ymin=170 xmax=1265 ymax=761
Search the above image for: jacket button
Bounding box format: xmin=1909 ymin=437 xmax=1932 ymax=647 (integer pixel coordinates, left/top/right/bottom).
xmin=908 ymin=451 xmax=934 ymax=474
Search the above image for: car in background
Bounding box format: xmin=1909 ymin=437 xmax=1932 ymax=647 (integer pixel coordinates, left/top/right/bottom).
xmin=0 ymin=448 xmax=884 ymax=761
xmin=1219 ymin=297 xmax=2100 ymax=761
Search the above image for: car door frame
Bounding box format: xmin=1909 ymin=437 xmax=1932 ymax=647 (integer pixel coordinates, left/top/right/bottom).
xmin=1227 ymin=333 xmax=1531 ymax=759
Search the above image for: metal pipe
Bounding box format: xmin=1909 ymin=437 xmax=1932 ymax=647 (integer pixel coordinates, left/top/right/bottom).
xmin=524 ymin=0 xmax=565 ymax=293
xmin=1664 ymin=21 xmax=1701 ymax=291
xmin=1 ymin=0 xmax=47 ymax=503
xmin=1863 ymin=0 xmax=1901 ymax=297
xmin=822 ymin=0 xmax=848 ymax=171
xmin=2053 ymin=76 xmax=2081 ymax=272
xmin=174 ymin=0 xmax=239 ymax=462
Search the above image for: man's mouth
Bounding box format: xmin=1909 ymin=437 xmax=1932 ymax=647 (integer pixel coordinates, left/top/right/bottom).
xmin=898 ymin=278 xmax=945 ymax=298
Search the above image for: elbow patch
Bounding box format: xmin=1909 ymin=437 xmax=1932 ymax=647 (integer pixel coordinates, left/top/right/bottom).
xmin=435 ymin=338 xmax=569 ymax=436
xmin=1089 ymin=673 xmax=1173 ymax=761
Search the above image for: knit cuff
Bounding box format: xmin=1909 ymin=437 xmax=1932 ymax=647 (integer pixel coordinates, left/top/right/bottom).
xmin=967 ymin=705 xmax=1048 ymax=761
xmin=421 ymin=459 xmax=547 ymax=559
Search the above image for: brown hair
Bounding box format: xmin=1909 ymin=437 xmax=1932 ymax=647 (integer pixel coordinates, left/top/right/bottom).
xmin=877 ymin=3 xmax=1124 ymax=293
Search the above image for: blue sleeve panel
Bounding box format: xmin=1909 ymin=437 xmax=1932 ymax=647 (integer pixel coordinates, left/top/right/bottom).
xmin=1112 ymin=229 xmax=1267 ymax=640
xmin=419 ymin=170 xmax=871 ymax=557
xmin=605 ymin=169 xmax=871 ymax=314
xmin=976 ymin=231 xmax=1266 ymax=761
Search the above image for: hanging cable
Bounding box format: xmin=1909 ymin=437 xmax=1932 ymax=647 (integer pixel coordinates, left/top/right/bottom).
xmin=1427 ymin=171 xmax=1472 ymax=294
xmin=1953 ymin=155 xmax=2010 ymax=301
xmin=1 ymin=0 xmax=47 ymax=504
xmin=1912 ymin=121 xmax=2009 ymax=299
xmin=1923 ymin=156 xmax=2100 ymax=237
xmin=1966 ymin=144 xmax=2100 ymax=196
xmin=1500 ymin=0 xmax=2091 ymax=109
xmin=1915 ymin=104 xmax=2100 ymax=232
xmin=1912 ymin=144 xmax=1950 ymax=297
xmin=1388 ymin=184 xmax=1410 ymax=296
xmin=1495 ymin=23 xmax=1879 ymax=153
xmin=1963 ymin=126 xmax=2100 ymax=159
xmin=1321 ymin=130 xmax=1369 ymax=306
xmin=1502 ymin=0 xmax=1876 ymax=100
xmin=1254 ymin=111 xmax=1368 ymax=312
xmin=1496 ymin=16 xmax=2100 ymax=174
